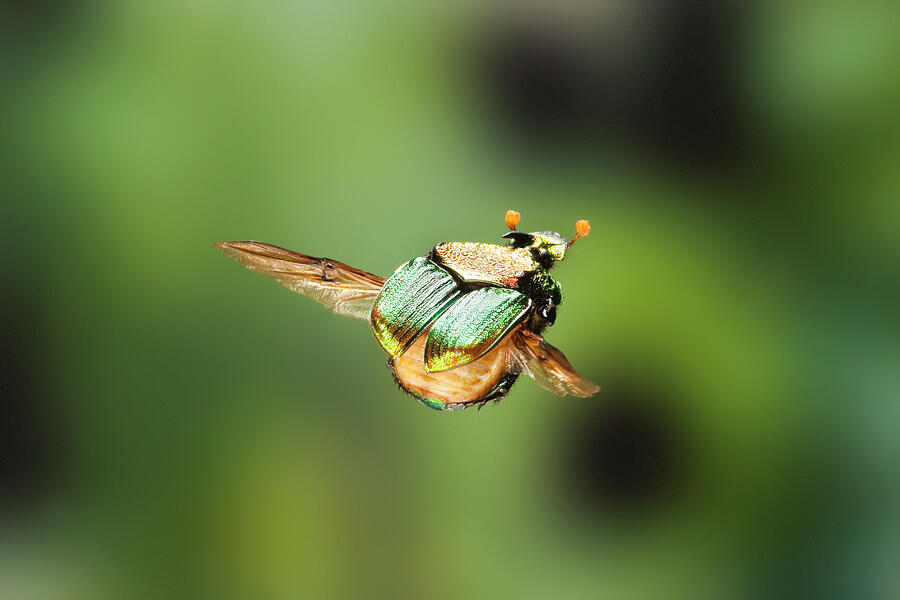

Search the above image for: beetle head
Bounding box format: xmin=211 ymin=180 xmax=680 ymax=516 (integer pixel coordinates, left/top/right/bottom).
xmin=502 ymin=210 xmax=590 ymax=266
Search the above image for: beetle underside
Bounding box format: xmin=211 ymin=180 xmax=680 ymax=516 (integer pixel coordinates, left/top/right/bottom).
xmin=390 ymin=324 xmax=522 ymax=410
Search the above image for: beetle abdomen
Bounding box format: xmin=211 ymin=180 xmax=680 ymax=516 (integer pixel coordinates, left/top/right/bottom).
xmin=391 ymin=325 xmax=521 ymax=410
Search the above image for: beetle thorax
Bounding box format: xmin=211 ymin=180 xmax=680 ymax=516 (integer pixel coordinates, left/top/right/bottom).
xmin=430 ymin=241 xmax=561 ymax=332
xmin=431 ymin=242 xmax=538 ymax=287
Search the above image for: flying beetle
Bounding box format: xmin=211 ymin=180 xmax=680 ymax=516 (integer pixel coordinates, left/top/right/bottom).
xmin=216 ymin=210 xmax=599 ymax=411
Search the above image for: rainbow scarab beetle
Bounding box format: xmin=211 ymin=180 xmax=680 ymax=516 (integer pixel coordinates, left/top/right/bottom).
xmin=217 ymin=211 xmax=599 ymax=410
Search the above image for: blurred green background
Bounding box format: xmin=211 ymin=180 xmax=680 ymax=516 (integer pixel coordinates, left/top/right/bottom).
xmin=2 ymin=1 xmax=897 ymax=599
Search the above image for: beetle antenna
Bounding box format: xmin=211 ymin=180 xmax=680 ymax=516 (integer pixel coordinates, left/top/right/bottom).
xmin=505 ymin=210 xmax=520 ymax=231
xmin=566 ymin=219 xmax=590 ymax=248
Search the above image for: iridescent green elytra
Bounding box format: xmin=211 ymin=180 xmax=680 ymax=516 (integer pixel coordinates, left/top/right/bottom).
xmin=217 ymin=211 xmax=599 ymax=412
xmin=370 ymin=257 xmax=460 ymax=359
xmin=424 ymin=287 xmax=531 ymax=372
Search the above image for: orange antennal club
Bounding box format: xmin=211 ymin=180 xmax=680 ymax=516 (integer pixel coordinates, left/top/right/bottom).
xmin=505 ymin=210 xmax=521 ymax=231
xmin=567 ymin=219 xmax=590 ymax=248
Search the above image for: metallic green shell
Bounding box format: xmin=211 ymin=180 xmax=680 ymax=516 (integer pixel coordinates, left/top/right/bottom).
xmin=417 ymin=396 xmax=447 ymax=411
xmin=519 ymin=268 xmax=563 ymax=307
xmin=424 ymin=287 xmax=531 ymax=372
xmin=370 ymin=257 xmax=460 ymax=358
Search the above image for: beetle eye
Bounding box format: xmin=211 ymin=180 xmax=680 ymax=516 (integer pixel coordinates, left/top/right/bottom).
xmin=532 ymin=246 xmax=555 ymax=268
xmin=541 ymin=304 xmax=557 ymax=326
